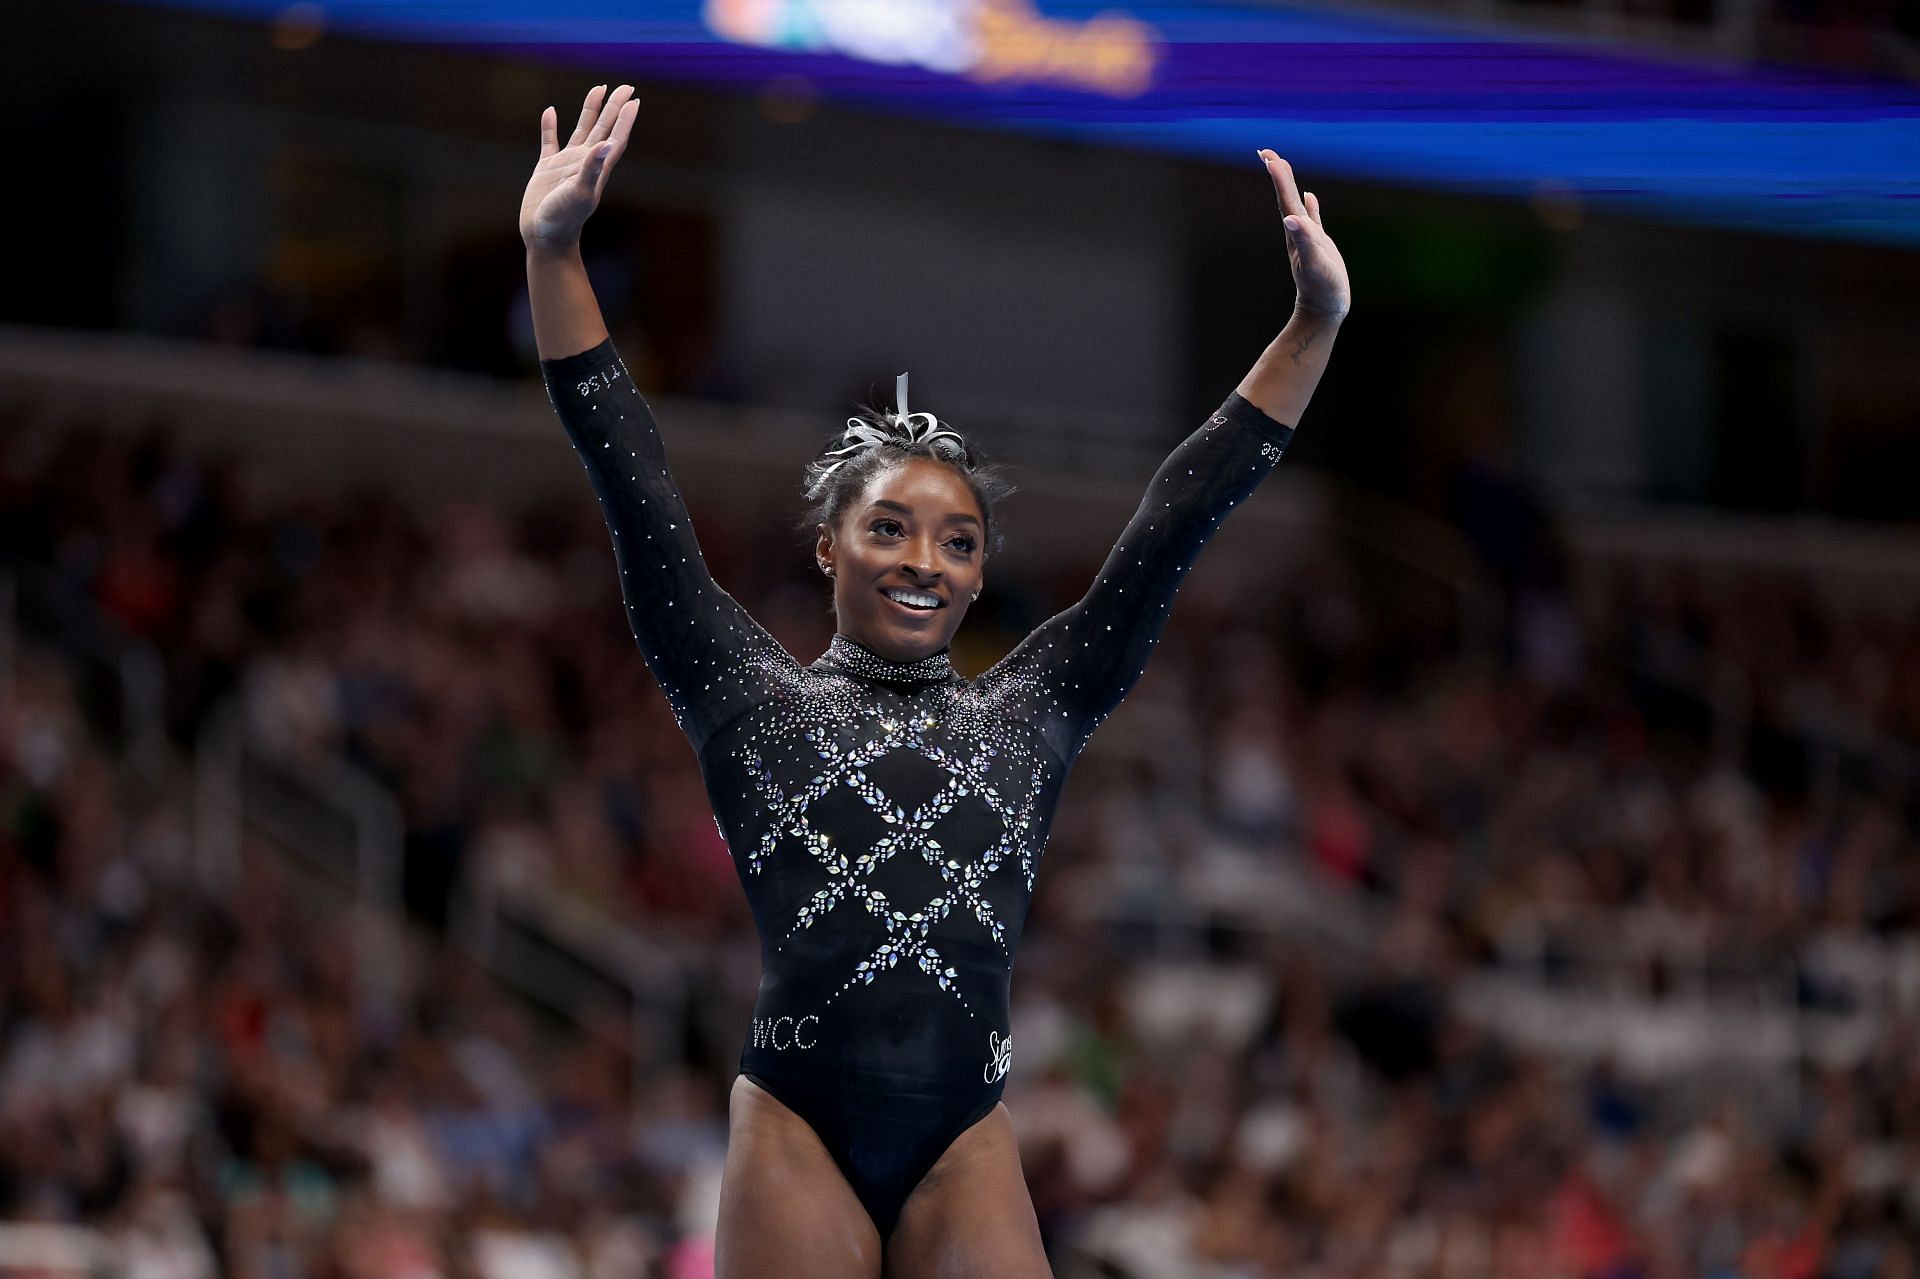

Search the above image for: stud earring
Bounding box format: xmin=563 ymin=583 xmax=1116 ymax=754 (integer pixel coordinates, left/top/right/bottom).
xmin=822 ymin=565 xmax=834 ymax=577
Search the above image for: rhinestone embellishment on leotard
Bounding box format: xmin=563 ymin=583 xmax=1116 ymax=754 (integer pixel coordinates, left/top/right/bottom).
xmin=817 ymin=633 xmax=959 ymax=687
xmin=737 ymin=682 xmax=1047 ymax=1018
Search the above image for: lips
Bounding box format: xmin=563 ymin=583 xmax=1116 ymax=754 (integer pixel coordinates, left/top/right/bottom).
xmin=880 ymin=586 xmax=946 ymax=615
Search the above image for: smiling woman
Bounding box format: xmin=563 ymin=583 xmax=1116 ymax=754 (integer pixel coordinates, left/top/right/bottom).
xmin=522 ymin=83 xmax=1343 ymax=1278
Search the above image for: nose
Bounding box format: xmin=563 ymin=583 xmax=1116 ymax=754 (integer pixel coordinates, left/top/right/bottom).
xmin=899 ymin=537 xmax=941 ymax=580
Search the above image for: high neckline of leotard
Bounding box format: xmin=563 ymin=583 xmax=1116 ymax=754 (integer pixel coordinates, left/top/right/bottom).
xmin=815 ymin=633 xmax=959 ymax=686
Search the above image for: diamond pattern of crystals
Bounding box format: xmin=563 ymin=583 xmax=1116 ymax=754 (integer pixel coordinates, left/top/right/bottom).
xmin=741 ymin=706 xmax=1043 ymax=1010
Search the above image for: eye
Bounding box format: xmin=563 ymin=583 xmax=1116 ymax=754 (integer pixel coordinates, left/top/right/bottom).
xmin=947 ymin=534 xmax=976 ymax=553
xmin=871 ymin=518 xmax=903 ymax=537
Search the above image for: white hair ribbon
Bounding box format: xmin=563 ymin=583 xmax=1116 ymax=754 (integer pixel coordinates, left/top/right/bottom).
xmin=814 ymin=371 xmax=967 ymax=484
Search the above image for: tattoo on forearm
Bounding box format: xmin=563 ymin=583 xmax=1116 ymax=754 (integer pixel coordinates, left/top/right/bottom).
xmin=1287 ymin=328 xmax=1319 ymax=366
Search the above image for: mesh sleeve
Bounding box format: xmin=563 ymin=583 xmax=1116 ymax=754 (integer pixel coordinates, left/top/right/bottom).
xmin=977 ymin=390 xmax=1294 ymax=763
xmin=542 ymin=339 xmax=797 ymax=752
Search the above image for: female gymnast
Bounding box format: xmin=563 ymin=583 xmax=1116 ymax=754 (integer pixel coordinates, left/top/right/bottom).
xmin=521 ymin=83 xmax=1349 ymax=1279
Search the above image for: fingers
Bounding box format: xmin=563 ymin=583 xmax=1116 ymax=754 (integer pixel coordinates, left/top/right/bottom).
xmin=539 ymin=106 xmax=558 ymax=160
xmin=567 ymin=84 xmax=606 ymax=148
xmin=609 ymin=97 xmax=640 ymax=151
xmin=579 ymin=141 xmax=612 ymax=196
xmin=563 ymin=83 xmax=636 ymax=157
xmin=586 ymin=84 xmax=636 ymax=146
xmin=1304 ymin=190 xmax=1323 ymax=228
xmin=1283 ymin=204 xmax=1320 ymax=255
xmin=580 ymin=101 xmax=640 ymax=199
xmin=1258 ymin=149 xmax=1306 ymax=219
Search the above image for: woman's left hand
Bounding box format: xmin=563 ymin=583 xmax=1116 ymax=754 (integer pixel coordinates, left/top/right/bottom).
xmin=1258 ymin=150 xmax=1350 ymax=320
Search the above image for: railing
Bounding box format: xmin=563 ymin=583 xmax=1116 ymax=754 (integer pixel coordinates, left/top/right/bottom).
xmin=2 ymin=551 xmax=693 ymax=1100
xmin=453 ymin=875 xmax=691 ymax=1060
xmin=192 ymin=699 xmax=408 ymax=1010
xmin=195 ymin=692 xmax=692 ymax=1085
xmin=1 ymin=564 xmax=170 ymax=785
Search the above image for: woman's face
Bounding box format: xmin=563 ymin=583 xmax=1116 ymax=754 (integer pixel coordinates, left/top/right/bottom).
xmin=817 ymin=457 xmax=985 ymax=662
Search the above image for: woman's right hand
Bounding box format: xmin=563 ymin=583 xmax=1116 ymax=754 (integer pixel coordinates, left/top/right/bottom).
xmin=520 ymin=84 xmax=639 ymax=252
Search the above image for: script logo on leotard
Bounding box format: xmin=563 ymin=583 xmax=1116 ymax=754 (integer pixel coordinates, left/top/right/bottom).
xmin=573 ymin=361 xmax=628 ymax=399
xmin=984 ymin=1030 xmax=1012 ymax=1083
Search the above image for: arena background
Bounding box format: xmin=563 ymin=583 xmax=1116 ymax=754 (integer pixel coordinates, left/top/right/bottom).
xmin=3 ymin=0 xmax=1920 ymax=1275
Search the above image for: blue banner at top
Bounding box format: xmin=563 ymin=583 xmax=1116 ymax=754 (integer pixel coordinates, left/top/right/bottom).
xmin=134 ymin=0 xmax=1920 ymax=244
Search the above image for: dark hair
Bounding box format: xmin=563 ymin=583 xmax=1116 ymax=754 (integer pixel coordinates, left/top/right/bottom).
xmin=797 ymin=398 xmax=1015 ymax=556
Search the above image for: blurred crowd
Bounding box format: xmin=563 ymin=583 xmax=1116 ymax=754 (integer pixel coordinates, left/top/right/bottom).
xmin=0 ymin=671 xmax=712 ymax=1277
xmin=4 ymin=406 xmax=1920 ymax=1278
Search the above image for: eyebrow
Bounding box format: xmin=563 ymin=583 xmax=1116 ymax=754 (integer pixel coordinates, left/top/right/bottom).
xmin=866 ymin=498 xmax=982 ymax=529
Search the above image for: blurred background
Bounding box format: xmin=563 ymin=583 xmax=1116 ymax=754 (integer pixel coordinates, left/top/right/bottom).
xmin=3 ymin=1 xmax=1920 ymax=1276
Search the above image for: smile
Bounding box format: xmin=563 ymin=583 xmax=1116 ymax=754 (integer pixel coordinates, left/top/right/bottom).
xmin=881 ymin=587 xmax=945 ymax=612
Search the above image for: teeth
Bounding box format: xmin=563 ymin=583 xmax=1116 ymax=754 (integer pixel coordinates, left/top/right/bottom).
xmin=884 ymin=589 xmax=943 ymax=609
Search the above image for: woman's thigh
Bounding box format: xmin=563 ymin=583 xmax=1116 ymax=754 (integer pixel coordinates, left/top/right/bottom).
xmin=884 ymin=1103 xmax=1052 ymax=1279
xmin=716 ymin=1076 xmax=882 ymax=1279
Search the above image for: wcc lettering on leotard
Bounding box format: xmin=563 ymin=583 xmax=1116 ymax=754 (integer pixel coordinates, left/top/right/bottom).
xmin=751 ymin=1015 xmax=821 ymax=1051
xmin=542 ymin=339 xmax=1294 ymax=1238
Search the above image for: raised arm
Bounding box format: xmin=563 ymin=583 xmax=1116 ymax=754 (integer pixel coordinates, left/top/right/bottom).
xmin=1237 ymin=150 xmax=1349 ymax=422
xmin=522 ymin=85 xmax=637 ymax=360
xmin=981 ymin=150 xmax=1349 ymax=763
xmin=522 ymin=86 xmax=795 ymax=751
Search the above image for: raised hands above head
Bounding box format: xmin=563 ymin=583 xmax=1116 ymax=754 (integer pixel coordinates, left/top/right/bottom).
xmin=520 ymin=83 xmax=641 ymax=252
xmin=1258 ymin=150 xmax=1351 ymax=321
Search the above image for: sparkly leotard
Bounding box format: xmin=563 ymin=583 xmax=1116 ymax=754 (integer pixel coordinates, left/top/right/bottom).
xmin=542 ymin=339 xmax=1294 ymax=1237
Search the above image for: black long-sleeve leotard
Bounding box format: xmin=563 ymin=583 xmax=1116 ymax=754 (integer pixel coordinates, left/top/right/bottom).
xmin=542 ymin=340 xmax=1294 ymax=1237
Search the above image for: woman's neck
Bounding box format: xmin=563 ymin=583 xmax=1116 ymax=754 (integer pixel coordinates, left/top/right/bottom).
xmin=835 ymin=630 xmax=949 ymax=665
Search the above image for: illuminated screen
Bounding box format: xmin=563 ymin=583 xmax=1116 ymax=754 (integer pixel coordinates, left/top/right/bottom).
xmin=130 ymin=0 xmax=1920 ymax=244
